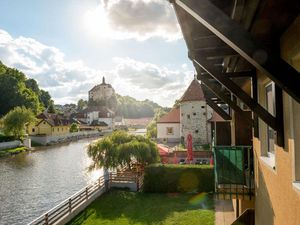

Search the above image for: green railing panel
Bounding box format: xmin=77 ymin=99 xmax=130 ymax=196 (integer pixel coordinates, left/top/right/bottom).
xmin=214 ymin=146 xmax=247 ymax=185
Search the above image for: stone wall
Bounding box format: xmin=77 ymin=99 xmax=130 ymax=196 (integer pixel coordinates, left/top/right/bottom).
xmin=0 ymin=140 xmax=21 ymax=150
xmin=180 ymin=101 xmax=213 ymax=145
xmin=30 ymin=130 xmax=102 ymax=145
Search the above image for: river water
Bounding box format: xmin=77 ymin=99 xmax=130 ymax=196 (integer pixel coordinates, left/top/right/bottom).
xmin=0 ymin=138 xmax=102 ymax=225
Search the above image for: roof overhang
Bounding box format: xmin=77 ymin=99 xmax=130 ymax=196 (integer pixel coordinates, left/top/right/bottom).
xmin=170 ymin=0 xmax=300 ymax=147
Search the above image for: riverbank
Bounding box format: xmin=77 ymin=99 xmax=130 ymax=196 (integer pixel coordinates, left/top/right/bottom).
xmin=0 ymin=146 xmax=28 ymax=157
xmin=30 ymin=130 xmax=108 ymax=146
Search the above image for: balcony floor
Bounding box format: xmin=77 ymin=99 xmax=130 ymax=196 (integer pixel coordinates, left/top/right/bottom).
xmin=215 ymin=199 xmax=235 ymax=225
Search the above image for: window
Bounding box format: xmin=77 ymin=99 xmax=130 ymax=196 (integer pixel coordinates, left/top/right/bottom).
xmin=181 ymin=113 xmax=183 ymax=116
xmin=187 ymin=114 xmax=190 ymax=119
xmin=193 ymin=112 xmax=196 ymax=116
xmin=166 ymin=127 xmax=174 ymax=135
xmin=201 ymin=106 xmax=205 ymax=109
xmin=43 ymin=122 xmax=46 ymax=124
xmin=266 ymin=82 xmax=275 ymax=154
xmin=195 ymin=130 xmax=199 ymax=133
xmin=57 ymin=128 xmax=59 ymax=132
xmin=32 ymin=128 xmax=35 ymax=132
xmin=52 ymin=128 xmax=54 ymax=132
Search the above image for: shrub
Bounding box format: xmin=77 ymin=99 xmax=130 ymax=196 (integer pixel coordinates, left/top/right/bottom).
xmin=143 ymin=164 xmax=214 ymax=193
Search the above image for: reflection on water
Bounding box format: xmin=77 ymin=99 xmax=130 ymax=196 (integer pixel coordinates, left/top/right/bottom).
xmin=0 ymin=138 xmax=102 ymax=225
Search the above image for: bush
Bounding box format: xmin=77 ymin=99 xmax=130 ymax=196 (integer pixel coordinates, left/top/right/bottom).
xmin=0 ymin=135 xmax=16 ymax=143
xmin=143 ymin=164 xmax=214 ymax=193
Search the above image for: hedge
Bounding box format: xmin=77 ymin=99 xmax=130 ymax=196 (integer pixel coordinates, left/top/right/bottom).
xmin=143 ymin=164 xmax=214 ymax=193
xmin=0 ymin=135 xmax=15 ymax=143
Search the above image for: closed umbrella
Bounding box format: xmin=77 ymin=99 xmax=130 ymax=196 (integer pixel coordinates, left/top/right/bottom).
xmin=187 ymin=134 xmax=193 ymax=163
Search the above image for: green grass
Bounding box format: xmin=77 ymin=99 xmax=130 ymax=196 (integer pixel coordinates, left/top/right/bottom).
xmin=0 ymin=146 xmax=27 ymax=157
xmin=68 ymin=190 xmax=214 ymax=225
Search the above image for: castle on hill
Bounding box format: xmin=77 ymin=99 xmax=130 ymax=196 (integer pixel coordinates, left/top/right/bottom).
xmin=75 ymin=77 xmax=115 ymax=129
xmin=88 ymin=76 xmax=115 ymax=102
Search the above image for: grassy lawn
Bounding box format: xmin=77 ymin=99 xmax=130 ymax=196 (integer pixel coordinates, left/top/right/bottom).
xmin=68 ymin=190 xmax=214 ymax=225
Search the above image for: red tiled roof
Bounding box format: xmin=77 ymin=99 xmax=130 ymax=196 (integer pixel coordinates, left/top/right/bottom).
xmin=209 ymin=111 xmax=226 ymax=122
xmin=180 ymin=79 xmax=205 ymax=102
xmin=157 ymin=108 xmax=180 ymax=123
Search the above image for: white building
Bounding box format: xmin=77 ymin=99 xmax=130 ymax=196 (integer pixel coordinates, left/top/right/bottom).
xmin=88 ymin=77 xmax=114 ymax=102
xmin=76 ymin=106 xmax=115 ymax=129
xmin=157 ymin=108 xmax=181 ymax=143
xmin=157 ymin=78 xmax=213 ymax=145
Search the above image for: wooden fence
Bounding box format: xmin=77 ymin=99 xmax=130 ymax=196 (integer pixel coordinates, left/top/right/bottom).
xmin=28 ymin=171 xmax=143 ymax=225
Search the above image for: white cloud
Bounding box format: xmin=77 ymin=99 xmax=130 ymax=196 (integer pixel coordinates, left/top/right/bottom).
xmin=0 ymin=29 xmax=192 ymax=106
xmin=82 ymin=0 xmax=181 ymax=41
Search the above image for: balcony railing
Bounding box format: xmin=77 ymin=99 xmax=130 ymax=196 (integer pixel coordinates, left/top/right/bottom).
xmin=213 ymin=146 xmax=254 ymax=200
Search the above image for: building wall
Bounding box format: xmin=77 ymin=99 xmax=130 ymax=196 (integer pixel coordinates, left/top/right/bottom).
xmin=180 ymin=101 xmax=213 ymax=145
xmin=89 ymin=85 xmax=114 ymax=102
xmin=27 ymin=121 xmax=70 ymax=136
xmin=51 ymin=125 xmax=70 ymax=136
xmin=157 ymin=123 xmax=180 ymax=143
xmin=254 ymin=16 xmax=300 ymax=225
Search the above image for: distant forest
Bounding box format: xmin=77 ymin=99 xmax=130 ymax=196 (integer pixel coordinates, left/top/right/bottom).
xmin=88 ymin=94 xmax=169 ymax=119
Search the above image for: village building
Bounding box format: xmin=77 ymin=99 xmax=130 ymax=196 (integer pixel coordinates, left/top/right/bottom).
xmin=88 ymin=76 xmax=114 ymax=102
xmin=75 ymin=106 xmax=115 ymax=129
xmin=157 ymin=78 xmax=213 ymax=145
xmin=157 ymin=108 xmax=181 ymax=143
xmin=27 ymin=112 xmax=71 ymax=136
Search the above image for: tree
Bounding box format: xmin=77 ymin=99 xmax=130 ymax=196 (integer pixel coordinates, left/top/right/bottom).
xmin=87 ymin=130 xmax=159 ymax=170
xmin=146 ymin=108 xmax=167 ymax=139
xmin=77 ymin=99 xmax=88 ymax=111
xmin=47 ymin=100 xmax=56 ymax=113
xmin=69 ymin=123 xmax=79 ymax=133
xmin=3 ymin=107 xmax=35 ymax=138
xmin=146 ymin=121 xmax=157 ymax=139
xmin=40 ymin=90 xmax=51 ymax=108
xmin=0 ymin=62 xmax=52 ymax=116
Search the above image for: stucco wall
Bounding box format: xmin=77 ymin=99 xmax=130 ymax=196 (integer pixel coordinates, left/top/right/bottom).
xmin=180 ymin=101 xmax=212 ymax=145
xmin=157 ymin=123 xmax=180 ymax=142
xmin=89 ymin=85 xmax=113 ymax=101
xmin=254 ymin=15 xmax=300 ymax=225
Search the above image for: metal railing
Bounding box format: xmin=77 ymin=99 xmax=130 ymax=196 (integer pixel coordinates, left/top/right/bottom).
xmin=28 ymin=170 xmax=143 ymax=225
xmin=213 ymin=146 xmax=254 ymax=200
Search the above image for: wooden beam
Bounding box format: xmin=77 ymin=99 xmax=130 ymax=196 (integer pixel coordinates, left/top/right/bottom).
xmin=224 ymin=71 xmax=254 ymax=78
xmin=193 ymin=56 xmax=277 ymax=131
xmin=174 ymin=0 xmax=300 ymax=103
xmin=206 ymin=98 xmax=232 ymax=121
xmin=251 ymin=73 xmax=259 ymax=138
xmin=275 ymin=85 xmax=284 ymax=147
xmin=196 ymin=68 xmax=253 ymax=125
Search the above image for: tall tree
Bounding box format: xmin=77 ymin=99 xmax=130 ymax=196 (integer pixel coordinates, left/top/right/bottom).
xmin=77 ymin=99 xmax=88 ymax=111
xmin=3 ymin=107 xmax=35 ymax=138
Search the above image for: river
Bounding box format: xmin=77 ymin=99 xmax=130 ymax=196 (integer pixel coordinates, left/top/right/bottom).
xmin=0 ymin=138 xmax=102 ymax=225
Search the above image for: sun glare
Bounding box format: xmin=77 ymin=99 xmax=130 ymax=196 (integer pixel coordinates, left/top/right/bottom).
xmin=82 ymin=5 xmax=110 ymax=39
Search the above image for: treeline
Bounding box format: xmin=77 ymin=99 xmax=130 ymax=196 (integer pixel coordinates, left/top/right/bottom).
xmin=88 ymin=93 xmax=168 ymax=119
xmin=0 ymin=61 xmax=53 ymax=117
xmin=116 ymin=95 xmax=162 ymax=118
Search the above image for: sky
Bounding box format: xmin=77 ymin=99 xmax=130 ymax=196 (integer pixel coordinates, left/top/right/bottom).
xmin=0 ymin=0 xmax=195 ymax=107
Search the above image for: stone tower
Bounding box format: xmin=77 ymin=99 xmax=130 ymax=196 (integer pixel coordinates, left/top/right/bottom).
xmin=179 ymin=78 xmax=213 ymax=145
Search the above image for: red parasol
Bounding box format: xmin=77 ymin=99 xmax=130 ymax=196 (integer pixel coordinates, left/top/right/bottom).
xmin=187 ymin=134 xmax=193 ymax=163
